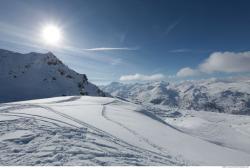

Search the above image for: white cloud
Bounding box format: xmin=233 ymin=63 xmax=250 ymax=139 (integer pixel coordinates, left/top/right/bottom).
xmin=176 ymin=51 xmax=250 ymax=77
xmin=199 ymin=51 xmax=250 ymax=73
xmin=84 ymin=47 xmax=137 ymax=51
xmin=120 ymin=73 xmax=165 ymax=81
xmin=176 ymin=67 xmax=200 ymax=77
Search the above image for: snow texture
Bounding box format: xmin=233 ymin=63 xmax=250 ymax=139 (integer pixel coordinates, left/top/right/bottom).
xmin=0 ymin=96 xmax=250 ymax=165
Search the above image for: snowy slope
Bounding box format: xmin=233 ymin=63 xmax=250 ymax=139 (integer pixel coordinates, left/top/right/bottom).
xmin=0 ymin=49 xmax=106 ymax=103
xmin=101 ymin=79 xmax=250 ymax=114
xmin=144 ymin=104 xmax=250 ymax=157
xmin=1 ymin=96 xmax=250 ymax=165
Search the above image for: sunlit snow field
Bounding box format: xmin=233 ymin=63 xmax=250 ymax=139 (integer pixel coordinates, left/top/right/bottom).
xmin=0 ymin=96 xmax=250 ymax=165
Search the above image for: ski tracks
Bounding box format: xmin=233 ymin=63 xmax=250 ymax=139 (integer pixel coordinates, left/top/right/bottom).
xmin=0 ymin=99 xmax=186 ymax=165
xmin=101 ymin=101 xmax=186 ymax=164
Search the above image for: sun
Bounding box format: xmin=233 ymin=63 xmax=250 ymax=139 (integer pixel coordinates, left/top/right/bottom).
xmin=41 ymin=25 xmax=62 ymax=45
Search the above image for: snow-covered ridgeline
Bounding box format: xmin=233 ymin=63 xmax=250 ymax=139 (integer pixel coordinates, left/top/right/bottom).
xmin=101 ymin=79 xmax=250 ymax=114
xmin=0 ymin=49 xmax=106 ymax=103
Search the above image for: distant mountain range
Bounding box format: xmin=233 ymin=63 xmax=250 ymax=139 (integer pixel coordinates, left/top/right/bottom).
xmin=0 ymin=49 xmax=106 ymax=103
xmin=101 ymin=78 xmax=250 ymax=115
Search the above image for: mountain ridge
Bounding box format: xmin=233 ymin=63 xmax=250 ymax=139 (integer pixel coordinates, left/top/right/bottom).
xmin=101 ymin=78 xmax=250 ymax=114
xmin=0 ymin=48 xmax=106 ymax=103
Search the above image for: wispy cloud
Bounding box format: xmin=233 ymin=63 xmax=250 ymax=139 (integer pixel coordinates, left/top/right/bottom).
xmin=83 ymin=47 xmax=138 ymax=51
xmin=0 ymin=21 xmax=131 ymax=66
xmin=120 ymin=73 xmax=165 ymax=81
xmin=0 ymin=21 xmax=42 ymax=46
xmin=169 ymin=48 xmax=213 ymax=53
xmin=169 ymin=49 xmax=193 ymax=53
xmin=164 ymin=19 xmax=181 ymax=36
xmin=61 ymin=46 xmax=127 ymax=66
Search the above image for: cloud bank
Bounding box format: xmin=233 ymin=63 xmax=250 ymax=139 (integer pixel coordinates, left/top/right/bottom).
xmin=120 ymin=73 xmax=165 ymax=81
xmin=199 ymin=51 xmax=250 ymax=73
xmin=177 ymin=51 xmax=250 ymax=77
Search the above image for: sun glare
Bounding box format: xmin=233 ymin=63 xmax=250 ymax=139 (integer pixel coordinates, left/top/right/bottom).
xmin=41 ymin=25 xmax=62 ymax=45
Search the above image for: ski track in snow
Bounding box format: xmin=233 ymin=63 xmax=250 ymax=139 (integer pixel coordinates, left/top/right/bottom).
xmin=101 ymin=102 xmax=174 ymax=158
xmin=0 ymin=97 xmax=186 ymax=166
xmin=1 ymin=96 xmax=250 ymax=165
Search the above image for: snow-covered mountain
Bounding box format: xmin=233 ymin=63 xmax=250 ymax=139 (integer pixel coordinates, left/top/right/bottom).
xmin=0 ymin=49 xmax=106 ymax=103
xmin=101 ymin=78 xmax=250 ymax=114
xmin=1 ymin=96 xmax=250 ymax=165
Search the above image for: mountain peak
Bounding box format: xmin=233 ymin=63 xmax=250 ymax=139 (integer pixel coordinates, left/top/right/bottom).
xmin=102 ymin=79 xmax=250 ymax=114
xmin=0 ymin=48 xmax=107 ymax=103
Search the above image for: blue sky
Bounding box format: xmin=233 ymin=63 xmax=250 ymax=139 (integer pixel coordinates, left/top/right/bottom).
xmin=1 ymin=0 xmax=250 ymax=84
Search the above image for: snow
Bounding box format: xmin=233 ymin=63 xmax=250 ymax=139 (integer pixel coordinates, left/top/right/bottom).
xmin=101 ymin=78 xmax=250 ymax=114
xmin=0 ymin=130 xmax=34 ymax=142
xmin=143 ymin=104 xmax=250 ymax=155
xmin=1 ymin=96 xmax=250 ymax=165
xmin=0 ymin=49 xmax=106 ymax=103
